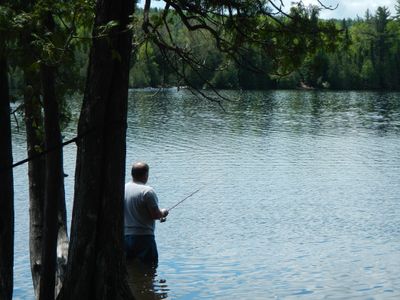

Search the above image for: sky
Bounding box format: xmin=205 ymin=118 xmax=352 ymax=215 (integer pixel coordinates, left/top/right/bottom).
xmin=137 ymin=0 xmax=398 ymax=19
xmin=300 ymin=0 xmax=397 ymax=19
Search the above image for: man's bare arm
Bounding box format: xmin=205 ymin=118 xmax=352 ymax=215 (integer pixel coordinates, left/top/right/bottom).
xmin=147 ymin=206 xmax=169 ymax=220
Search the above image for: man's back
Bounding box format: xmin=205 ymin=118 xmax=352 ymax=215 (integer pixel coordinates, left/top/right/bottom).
xmin=124 ymin=181 xmax=159 ymax=236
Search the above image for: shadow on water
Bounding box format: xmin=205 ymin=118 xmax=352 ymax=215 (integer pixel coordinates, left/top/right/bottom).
xmin=126 ymin=260 xmax=169 ymax=300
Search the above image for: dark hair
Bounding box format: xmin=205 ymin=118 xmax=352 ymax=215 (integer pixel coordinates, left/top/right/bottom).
xmin=131 ymin=162 xmax=149 ymax=180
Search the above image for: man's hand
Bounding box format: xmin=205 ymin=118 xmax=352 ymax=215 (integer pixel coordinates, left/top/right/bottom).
xmin=160 ymin=209 xmax=169 ymax=222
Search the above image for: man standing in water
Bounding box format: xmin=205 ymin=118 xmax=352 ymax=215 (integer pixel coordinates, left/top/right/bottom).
xmin=124 ymin=162 xmax=169 ymax=266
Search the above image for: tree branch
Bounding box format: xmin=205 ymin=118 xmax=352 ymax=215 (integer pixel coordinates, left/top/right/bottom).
xmin=317 ymin=0 xmax=339 ymax=11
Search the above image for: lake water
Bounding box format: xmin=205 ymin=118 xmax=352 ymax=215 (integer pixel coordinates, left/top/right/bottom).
xmin=12 ymin=90 xmax=400 ymax=299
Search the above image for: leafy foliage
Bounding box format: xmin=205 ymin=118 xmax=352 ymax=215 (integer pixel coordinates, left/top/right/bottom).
xmin=128 ymin=5 xmax=399 ymax=91
xmin=4 ymin=2 xmax=399 ymax=95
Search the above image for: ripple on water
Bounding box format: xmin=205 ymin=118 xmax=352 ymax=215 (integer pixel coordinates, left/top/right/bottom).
xmin=12 ymin=90 xmax=400 ymax=299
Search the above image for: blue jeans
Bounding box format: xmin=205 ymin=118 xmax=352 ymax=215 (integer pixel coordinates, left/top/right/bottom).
xmin=124 ymin=235 xmax=158 ymax=266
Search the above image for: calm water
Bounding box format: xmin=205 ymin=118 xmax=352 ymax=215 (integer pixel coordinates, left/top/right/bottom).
xmin=12 ymin=90 xmax=400 ymax=299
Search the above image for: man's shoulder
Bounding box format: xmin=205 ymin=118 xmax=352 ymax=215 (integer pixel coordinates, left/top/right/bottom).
xmin=125 ymin=181 xmax=155 ymax=193
xmin=142 ymin=185 xmax=156 ymax=195
xmin=125 ymin=181 xmax=133 ymax=187
xmin=141 ymin=185 xmax=157 ymax=200
xmin=125 ymin=181 xmax=135 ymax=190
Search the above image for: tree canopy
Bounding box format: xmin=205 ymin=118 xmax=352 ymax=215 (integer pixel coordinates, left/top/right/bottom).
xmin=127 ymin=5 xmax=400 ymax=90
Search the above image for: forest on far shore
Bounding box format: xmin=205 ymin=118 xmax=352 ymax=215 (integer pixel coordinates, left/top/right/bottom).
xmin=8 ymin=5 xmax=400 ymax=92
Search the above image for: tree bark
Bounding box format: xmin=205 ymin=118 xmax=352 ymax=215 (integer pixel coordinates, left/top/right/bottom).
xmin=24 ymin=54 xmax=46 ymax=300
xmin=58 ymin=1 xmax=135 ymax=299
xmin=18 ymin=2 xmax=47 ymax=294
xmin=24 ymin=59 xmax=69 ymax=300
xmin=0 ymin=27 xmax=14 ymax=300
xmin=21 ymin=6 xmax=69 ymax=297
xmin=37 ymin=11 xmax=67 ymax=300
xmin=38 ymin=59 xmax=64 ymax=299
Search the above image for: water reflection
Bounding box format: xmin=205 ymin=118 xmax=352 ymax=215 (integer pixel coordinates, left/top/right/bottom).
xmin=126 ymin=260 xmax=169 ymax=300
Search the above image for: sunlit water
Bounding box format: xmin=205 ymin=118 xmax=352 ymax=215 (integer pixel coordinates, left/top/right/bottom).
xmin=12 ymin=90 xmax=400 ymax=299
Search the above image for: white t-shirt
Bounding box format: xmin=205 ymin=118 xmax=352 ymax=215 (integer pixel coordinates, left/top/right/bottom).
xmin=124 ymin=181 xmax=159 ymax=235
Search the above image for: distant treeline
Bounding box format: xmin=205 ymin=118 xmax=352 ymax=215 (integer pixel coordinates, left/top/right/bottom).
xmin=128 ymin=6 xmax=400 ymax=91
xmin=8 ymin=6 xmax=400 ymax=92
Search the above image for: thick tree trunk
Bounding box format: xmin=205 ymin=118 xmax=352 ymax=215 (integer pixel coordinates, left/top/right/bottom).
xmin=0 ymin=31 xmax=14 ymax=300
xmin=58 ymin=1 xmax=135 ymax=299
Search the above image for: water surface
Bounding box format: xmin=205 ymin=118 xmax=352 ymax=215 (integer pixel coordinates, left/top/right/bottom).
xmin=12 ymin=90 xmax=400 ymax=299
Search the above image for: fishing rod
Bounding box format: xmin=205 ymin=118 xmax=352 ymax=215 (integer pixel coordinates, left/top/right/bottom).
xmin=167 ymin=187 xmax=202 ymax=212
xmin=160 ymin=173 xmax=225 ymax=221
xmin=160 ymin=187 xmax=203 ymax=222
xmin=166 ymin=171 xmax=227 ymax=212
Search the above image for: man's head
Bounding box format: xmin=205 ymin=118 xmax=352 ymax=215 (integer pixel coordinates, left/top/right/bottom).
xmin=131 ymin=162 xmax=149 ymax=183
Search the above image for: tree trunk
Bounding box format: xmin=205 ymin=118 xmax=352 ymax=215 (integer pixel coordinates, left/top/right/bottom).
xmin=24 ymin=62 xmax=69 ymax=300
xmin=21 ymin=7 xmax=69 ymax=297
xmin=37 ymin=11 xmax=69 ymax=300
xmin=19 ymin=0 xmax=47 ymax=294
xmin=0 ymin=28 xmax=14 ymax=300
xmin=58 ymin=1 xmax=135 ymax=299
xmin=38 ymin=58 xmax=62 ymax=300
xmin=24 ymin=59 xmax=46 ymax=300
